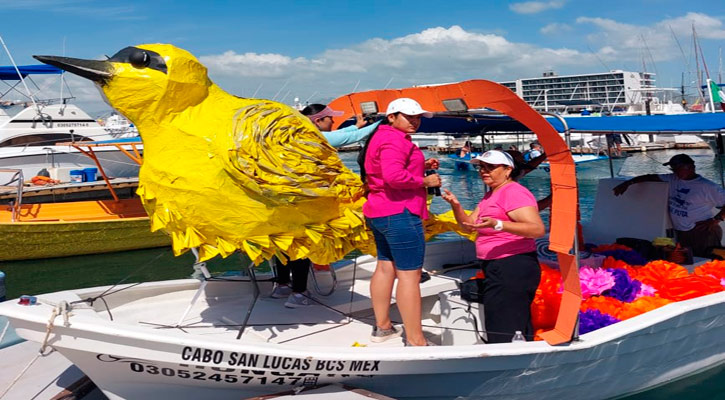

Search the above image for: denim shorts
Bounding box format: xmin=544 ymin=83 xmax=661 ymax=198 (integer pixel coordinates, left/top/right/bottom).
xmin=366 ymin=209 xmax=425 ymax=271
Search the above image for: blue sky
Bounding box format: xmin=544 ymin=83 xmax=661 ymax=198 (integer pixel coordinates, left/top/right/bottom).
xmin=1 ymin=0 xmax=724 ymax=113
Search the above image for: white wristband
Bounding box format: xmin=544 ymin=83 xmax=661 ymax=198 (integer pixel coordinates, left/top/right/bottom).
xmin=494 ymin=220 xmax=504 ymax=231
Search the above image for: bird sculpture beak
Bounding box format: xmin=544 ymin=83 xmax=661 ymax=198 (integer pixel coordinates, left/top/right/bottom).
xmin=33 ymin=55 xmax=113 ymax=84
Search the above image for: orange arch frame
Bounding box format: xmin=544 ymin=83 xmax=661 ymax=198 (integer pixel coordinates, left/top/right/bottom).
xmin=328 ymin=80 xmax=581 ymax=345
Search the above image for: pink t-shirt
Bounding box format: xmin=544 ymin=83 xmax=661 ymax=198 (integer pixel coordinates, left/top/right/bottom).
xmin=474 ymin=182 xmax=537 ymax=260
xmin=363 ymin=125 xmax=427 ymax=219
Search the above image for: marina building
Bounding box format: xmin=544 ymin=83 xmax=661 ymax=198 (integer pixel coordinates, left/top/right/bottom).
xmin=499 ymin=70 xmax=656 ymax=112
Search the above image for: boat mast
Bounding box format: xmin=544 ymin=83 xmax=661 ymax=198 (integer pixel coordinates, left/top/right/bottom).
xmin=59 ymin=37 xmax=66 ymax=114
xmin=0 ymin=35 xmax=40 ymax=113
xmin=693 ymin=25 xmax=706 ymax=104
xmin=719 ymin=46 xmax=723 ymax=84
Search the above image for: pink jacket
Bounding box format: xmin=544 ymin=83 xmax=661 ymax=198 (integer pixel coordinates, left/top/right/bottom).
xmin=362 ymin=125 xmax=428 ymax=219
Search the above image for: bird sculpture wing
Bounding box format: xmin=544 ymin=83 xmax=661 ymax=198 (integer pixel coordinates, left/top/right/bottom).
xmin=212 ymin=99 xmax=372 ymax=264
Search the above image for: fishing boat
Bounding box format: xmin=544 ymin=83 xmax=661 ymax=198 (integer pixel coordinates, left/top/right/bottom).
xmin=3 ymin=51 xmax=725 ymax=399
xmin=0 ymin=64 xmax=140 ymax=179
xmin=0 ymin=139 xmax=168 ymax=261
xmin=448 ymin=152 xmax=620 ymax=175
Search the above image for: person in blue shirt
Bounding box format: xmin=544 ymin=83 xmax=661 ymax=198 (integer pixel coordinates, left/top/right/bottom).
xmin=301 ymin=104 xmax=381 ymax=148
xmin=271 ymin=103 xmax=381 ymax=308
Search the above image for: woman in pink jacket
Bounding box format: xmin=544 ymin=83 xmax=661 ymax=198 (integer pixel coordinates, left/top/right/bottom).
xmin=363 ymin=98 xmax=441 ymax=346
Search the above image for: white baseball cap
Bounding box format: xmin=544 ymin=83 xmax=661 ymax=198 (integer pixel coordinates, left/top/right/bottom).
xmin=385 ymin=98 xmax=433 ymax=118
xmin=471 ymin=150 xmax=514 ymax=167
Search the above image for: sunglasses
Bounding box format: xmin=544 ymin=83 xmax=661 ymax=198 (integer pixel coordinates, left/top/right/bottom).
xmin=476 ymin=164 xmax=505 ymax=172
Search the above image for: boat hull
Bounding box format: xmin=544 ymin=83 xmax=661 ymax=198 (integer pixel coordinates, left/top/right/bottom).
xmin=4 ymin=275 xmax=725 ymax=400
xmin=0 ymin=217 xmax=170 ymax=261
xmin=0 ymin=146 xmax=140 ymax=179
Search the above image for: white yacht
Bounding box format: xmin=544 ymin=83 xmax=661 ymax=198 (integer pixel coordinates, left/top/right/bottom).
xmin=0 ymin=65 xmax=140 ymax=180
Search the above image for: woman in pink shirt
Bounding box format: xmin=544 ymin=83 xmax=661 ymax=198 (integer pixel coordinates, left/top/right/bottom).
xmin=363 ymin=98 xmax=441 ymax=347
xmin=442 ymin=150 xmax=545 ymax=343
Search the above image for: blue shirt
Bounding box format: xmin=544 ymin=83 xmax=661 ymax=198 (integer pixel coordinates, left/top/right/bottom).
xmin=322 ymin=121 xmax=381 ymax=148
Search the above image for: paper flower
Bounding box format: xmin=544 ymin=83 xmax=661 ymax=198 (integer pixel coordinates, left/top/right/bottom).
xmin=579 ymin=266 xmax=615 ymax=298
xmin=694 ymin=260 xmax=725 ymax=281
xmin=635 ymin=283 xmax=657 ymax=299
xmin=656 ymin=275 xmax=724 ymax=301
xmin=603 ymin=268 xmax=641 ymax=303
xmin=596 ymin=249 xmax=648 ymax=266
xmin=579 ymin=309 xmax=620 ymax=334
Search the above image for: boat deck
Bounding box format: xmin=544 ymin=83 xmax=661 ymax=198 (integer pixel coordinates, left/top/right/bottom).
xmin=102 ymin=256 xmax=476 ymax=347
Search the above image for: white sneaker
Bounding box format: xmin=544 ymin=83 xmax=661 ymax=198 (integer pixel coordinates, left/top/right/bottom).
xmin=284 ymin=292 xmax=312 ymax=308
xmin=270 ymin=284 xmax=292 ymax=299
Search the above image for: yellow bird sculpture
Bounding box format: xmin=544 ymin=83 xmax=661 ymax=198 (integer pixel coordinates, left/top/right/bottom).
xmin=35 ymin=44 xmax=371 ymax=264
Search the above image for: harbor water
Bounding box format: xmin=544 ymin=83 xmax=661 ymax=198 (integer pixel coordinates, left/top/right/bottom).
xmin=2 ymin=147 xmax=725 ymax=398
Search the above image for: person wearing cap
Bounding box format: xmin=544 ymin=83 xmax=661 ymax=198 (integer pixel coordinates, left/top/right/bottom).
xmin=613 ymin=153 xmax=725 ymax=257
xmin=363 ymin=97 xmax=441 ymax=346
xmin=269 ymin=103 xmax=382 ymax=308
xmin=301 ymin=103 xmax=382 ymax=148
xmin=442 ymin=150 xmax=546 ymax=343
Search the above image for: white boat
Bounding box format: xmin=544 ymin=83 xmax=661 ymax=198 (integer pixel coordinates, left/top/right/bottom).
xmin=410 ymin=134 xmax=454 ymax=149
xmin=6 ymin=49 xmax=725 ymax=399
xmin=0 ymin=64 xmax=140 ymax=179
xmin=99 ymin=112 xmax=139 ymax=137
xmin=2 ymin=235 xmax=725 ymax=400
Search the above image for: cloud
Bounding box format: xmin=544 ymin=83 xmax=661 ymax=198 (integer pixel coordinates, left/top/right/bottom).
xmin=659 ymin=12 xmax=725 ymax=40
xmin=63 ymin=12 xmax=725 ymax=111
xmin=540 ymin=23 xmax=572 ymax=35
xmin=509 ymin=1 xmax=565 ymax=14
xmin=199 ymin=25 xmax=597 ymax=102
xmin=576 ymin=12 xmax=725 ymax=65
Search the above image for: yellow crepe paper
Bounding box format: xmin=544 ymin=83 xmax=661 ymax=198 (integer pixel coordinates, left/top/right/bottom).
xmin=100 ymin=43 xmax=472 ymax=265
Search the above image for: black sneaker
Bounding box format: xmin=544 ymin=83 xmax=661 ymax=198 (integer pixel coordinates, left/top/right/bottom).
xmin=404 ymin=338 xmax=438 ymax=346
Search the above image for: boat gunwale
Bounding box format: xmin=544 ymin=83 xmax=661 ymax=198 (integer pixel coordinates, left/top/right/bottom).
xmin=3 ymin=273 xmax=725 ymax=362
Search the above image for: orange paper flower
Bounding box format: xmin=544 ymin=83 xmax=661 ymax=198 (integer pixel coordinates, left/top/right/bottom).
xmin=628 ymin=260 xmax=689 ymax=290
xmin=656 ymin=275 xmax=724 ymax=301
xmin=694 ymin=260 xmax=725 ymax=281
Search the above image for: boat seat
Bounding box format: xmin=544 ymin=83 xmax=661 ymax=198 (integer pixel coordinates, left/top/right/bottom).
xmin=582 ymin=178 xmax=672 ymax=245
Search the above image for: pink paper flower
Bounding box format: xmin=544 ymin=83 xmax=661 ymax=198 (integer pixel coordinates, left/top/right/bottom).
xmin=579 ymin=266 xmax=616 ymax=299
xmin=635 ymin=282 xmax=657 ymax=299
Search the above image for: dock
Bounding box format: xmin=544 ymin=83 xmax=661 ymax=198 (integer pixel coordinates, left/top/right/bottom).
xmin=0 ymin=341 xmax=103 ymax=399
xmin=429 ymin=140 xmax=710 ymax=155
xmin=0 ymin=177 xmax=139 ymax=205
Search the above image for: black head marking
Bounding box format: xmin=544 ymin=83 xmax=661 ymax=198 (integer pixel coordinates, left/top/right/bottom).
xmin=109 ymin=47 xmax=167 ymax=74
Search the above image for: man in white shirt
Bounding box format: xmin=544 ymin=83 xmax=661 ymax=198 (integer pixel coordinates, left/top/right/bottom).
xmin=613 ymin=154 xmax=725 ymax=257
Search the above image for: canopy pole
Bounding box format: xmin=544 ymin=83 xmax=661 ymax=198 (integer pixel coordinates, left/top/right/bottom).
xmin=0 ymin=35 xmax=39 ymax=113
xmin=718 ymin=130 xmax=725 ymax=188
xmin=606 ymin=135 xmax=614 ymax=178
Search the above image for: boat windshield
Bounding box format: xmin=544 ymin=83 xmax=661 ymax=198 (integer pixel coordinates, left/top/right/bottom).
xmin=0 ymin=133 xmax=93 ymax=147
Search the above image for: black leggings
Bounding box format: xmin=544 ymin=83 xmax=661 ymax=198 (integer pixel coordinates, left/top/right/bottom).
xmin=274 ymin=257 xmax=310 ymax=293
xmin=480 ymin=252 xmax=540 ymax=343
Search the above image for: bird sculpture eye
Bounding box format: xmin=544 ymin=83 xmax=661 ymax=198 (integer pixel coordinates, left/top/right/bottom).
xmin=129 ymin=51 xmax=150 ymax=68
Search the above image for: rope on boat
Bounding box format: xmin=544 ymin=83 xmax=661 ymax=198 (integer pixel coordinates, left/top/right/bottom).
xmin=0 ymin=319 xmax=9 ymax=345
xmin=347 ymin=257 xmax=358 ymax=324
xmin=69 ymin=249 xmax=169 ymax=320
xmin=0 ymin=353 xmax=40 ymax=399
xmin=0 ymin=301 xmax=71 ymax=400
xmin=39 ymin=300 xmax=69 ymax=355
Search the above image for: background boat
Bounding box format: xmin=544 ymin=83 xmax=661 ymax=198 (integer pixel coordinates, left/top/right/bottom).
xmin=0 ymin=65 xmax=141 ymax=179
